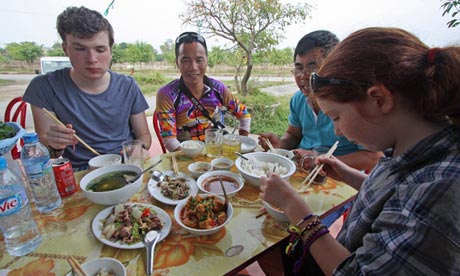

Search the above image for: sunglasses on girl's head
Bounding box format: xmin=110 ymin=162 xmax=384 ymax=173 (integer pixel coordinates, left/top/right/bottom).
xmin=175 ymin=32 xmax=206 ymax=46
xmin=309 ymin=72 xmax=370 ymax=92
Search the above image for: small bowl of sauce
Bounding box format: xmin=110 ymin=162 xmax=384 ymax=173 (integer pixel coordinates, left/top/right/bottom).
xmin=187 ymin=162 xmax=212 ymax=179
xmin=211 ymin=158 xmax=234 ymax=171
xmin=197 ymin=171 xmax=244 ymax=197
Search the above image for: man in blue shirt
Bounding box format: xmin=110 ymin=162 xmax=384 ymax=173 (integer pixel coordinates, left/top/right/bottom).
xmin=259 ymin=30 xmax=382 ymax=172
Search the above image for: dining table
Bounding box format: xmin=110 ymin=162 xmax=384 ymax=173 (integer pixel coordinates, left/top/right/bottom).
xmin=0 ymin=149 xmax=357 ymax=276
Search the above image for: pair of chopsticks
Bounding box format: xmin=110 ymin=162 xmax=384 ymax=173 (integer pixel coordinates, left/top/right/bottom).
xmin=264 ymin=137 xmax=275 ymax=152
xmin=171 ymin=155 xmax=179 ymax=175
xmin=42 ymin=108 xmax=101 ymax=156
xmin=298 ymin=141 xmax=339 ymax=192
xmin=67 ymin=256 xmax=88 ymax=276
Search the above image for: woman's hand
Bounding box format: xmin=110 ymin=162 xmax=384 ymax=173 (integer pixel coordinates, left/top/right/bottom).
xmin=258 ymin=133 xmax=280 ymax=151
xmin=260 ymin=173 xmax=312 ymax=223
xmin=46 ymin=123 xmax=77 ymax=150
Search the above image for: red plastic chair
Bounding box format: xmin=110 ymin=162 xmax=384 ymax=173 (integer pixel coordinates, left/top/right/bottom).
xmin=4 ymin=96 xmax=28 ymax=159
xmin=153 ymin=112 xmax=167 ymax=154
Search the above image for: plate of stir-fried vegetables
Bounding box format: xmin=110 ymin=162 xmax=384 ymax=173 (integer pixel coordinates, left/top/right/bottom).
xmin=92 ymin=203 xmax=171 ymax=249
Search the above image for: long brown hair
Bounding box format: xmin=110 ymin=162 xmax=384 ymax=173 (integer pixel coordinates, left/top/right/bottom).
xmin=316 ymin=27 xmax=460 ymax=126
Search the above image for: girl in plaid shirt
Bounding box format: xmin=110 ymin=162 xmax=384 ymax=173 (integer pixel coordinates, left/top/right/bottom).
xmin=260 ymin=27 xmax=460 ymax=275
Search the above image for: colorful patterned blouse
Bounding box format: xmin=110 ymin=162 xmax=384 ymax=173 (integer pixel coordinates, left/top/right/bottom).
xmin=156 ymin=77 xmax=251 ymax=151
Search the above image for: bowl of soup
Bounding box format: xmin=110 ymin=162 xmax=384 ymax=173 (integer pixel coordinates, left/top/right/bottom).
xmin=80 ymin=164 xmax=142 ymax=205
xmin=197 ymin=170 xmax=244 ymax=197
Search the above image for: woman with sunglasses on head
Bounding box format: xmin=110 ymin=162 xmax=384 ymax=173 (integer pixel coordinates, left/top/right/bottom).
xmin=260 ymin=27 xmax=460 ymax=275
xmin=156 ymin=32 xmax=251 ymax=152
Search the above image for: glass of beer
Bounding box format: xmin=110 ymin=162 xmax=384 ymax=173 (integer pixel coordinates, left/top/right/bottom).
xmin=205 ymin=128 xmax=223 ymax=158
xmin=222 ymin=134 xmax=241 ymax=160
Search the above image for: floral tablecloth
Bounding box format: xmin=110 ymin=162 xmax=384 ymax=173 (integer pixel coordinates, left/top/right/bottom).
xmin=0 ymin=153 xmax=357 ymax=276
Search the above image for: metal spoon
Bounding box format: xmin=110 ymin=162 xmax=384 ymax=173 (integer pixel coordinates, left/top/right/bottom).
xmin=150 ymin=170 xmax=164 ymax=182
xmin=218 ymin=176 xmax=229 ymax=212
xmin=144 ymin=230 xmax=161 ymax=276
xmin=126 ymin=159 xmax=163 ymax=183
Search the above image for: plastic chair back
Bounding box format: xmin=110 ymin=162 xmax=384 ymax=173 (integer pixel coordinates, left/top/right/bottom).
xmin=153 ymin=112 xmax=167 ymax=154
xmin=4 ymin=96 xmax=28 ymax=159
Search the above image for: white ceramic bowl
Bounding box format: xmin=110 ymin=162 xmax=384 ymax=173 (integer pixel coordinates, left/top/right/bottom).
xmin=268 ymin=148 xmax=295 ymax=160
xmin=65 ymin=257 xmax=126 ymax=276
xmin=211 ymin=157 xmax=234 ymax=171
xmin=180 ymin=140 xmax=205 ymax=157
xmin=187 ymin=161 xmax=212 ymax=179
xmin=197 ymin=170 xmax=244 ymax=197
xmin=235 ymin=152 xmax=296 ymax=188
xmin=262 ymin=200 xmax=289 ymax=223
xmin=80 ymin=164 xmax=142 ymax=205
xmin=239 ymin=135 xmax=258 ymax=153
xmin=88 ymin=154 xmax=122 ymax=170
xmin=174 ymin=194 xmax=233 ymax=236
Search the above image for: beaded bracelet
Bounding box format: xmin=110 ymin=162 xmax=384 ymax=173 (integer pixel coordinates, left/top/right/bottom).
xmin=285 ymin=214 xmax=317 ymax=255
xmin=292 ymin=224 xmax=329 ymax=273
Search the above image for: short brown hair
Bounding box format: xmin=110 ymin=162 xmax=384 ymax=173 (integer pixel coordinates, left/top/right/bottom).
xmin=57 ymin=6 xmax=114 ymax=47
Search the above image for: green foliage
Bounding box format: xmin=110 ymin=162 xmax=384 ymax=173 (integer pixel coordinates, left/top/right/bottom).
xmin=441 ymin=0 xmax=460 ymax=28
xmin=159 ymin=39 xmax=176 ymax=65
xmin=46 ymin=42 xmax=65 ymax=56
xmin=240 ymin=89 xmax=290 ymax=136
xmin=132 ymin=71 xmax=172 ymax=95
xmin=180 ymin=0 xmax=313 ymax=95
xmin=5 ymin=42 xmax=43 ymax=63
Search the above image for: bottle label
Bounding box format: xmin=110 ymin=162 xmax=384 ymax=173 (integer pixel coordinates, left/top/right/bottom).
xmin=0 ymin=193 xmax=22 ymax=217
xmin=25 ymin=159 xmax=52 ymax=179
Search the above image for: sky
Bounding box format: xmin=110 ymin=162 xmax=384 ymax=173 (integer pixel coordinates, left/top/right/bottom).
xmin=1 ymin=0 xmax=458 ymax=51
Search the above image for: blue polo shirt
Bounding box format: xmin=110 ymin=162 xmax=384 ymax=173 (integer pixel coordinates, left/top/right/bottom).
xmin=288 ymin=90 xmax=363 ymax=156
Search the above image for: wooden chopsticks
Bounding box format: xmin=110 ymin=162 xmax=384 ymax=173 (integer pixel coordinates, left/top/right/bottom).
xmin=42 ymin=108 xmax=101 ymax=156
xmin=171 ymin=155 xmax=179 ymax=175
xmin=298 ymin=141 xmax=339 ymax=192
xmin=67 ymin=256 xmax=88 ymax=276
xmin=264 ymin=137 xmax=275 ymax=152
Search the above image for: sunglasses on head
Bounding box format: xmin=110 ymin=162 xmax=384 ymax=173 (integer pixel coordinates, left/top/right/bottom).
xmin=175 ymin=32 xmax=206 ymax=46
xmin=309 ymin=72 xmax=370 ymax=92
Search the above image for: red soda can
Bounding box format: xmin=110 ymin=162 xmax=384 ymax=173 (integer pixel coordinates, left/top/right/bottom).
xmin=52 ymin=158 xmax=77 ymax=197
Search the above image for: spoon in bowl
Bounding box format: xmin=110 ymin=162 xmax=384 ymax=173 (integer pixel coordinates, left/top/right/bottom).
xmin=144 ymin=230 xmax=161 ymax=276
xmin=218 ymin=176 xmax=229 ymax=212
xmin=126 ymin=159 xmax=163 ymax=183
xmin=150 ymin=170 xmax=164 ymax=182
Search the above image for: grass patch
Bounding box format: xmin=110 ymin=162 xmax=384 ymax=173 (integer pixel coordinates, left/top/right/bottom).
xmin=240 ymin=89 xmax=290 ymax=136
xmin=132 ymin=71 xmax=173 ymax=95
xmin=0 ymin=79 xmax=14 ymax=86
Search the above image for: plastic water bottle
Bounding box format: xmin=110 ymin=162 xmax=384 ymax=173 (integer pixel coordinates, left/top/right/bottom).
xmin=21 ymin=133 xmax=62 ymax=213
xmin=0 ymin=156 xmax=42 ymax=256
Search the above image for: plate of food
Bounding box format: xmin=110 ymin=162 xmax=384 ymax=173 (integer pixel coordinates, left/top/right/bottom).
xmin=238 ymin=135 xmax=258 ymax=153
xmin=92 ymin=203 xmax=171 ymax=249
xmin=147 ymin=171 xmax=198 ymax=205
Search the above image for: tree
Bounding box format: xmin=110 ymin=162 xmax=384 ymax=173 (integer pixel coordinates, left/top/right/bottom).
xmin=46 ymin=42 xmax=66 ymax=56
xmin=125 ymin=41 xmax=155 ymax=68
xmin=180 ymin=0 xmax=312 ymax=95
xmin=5 ymin=42 xmax=43 ymax=64
xmin=441 ymin=0 xmax=460 ymax=28
xmin=159 ymin=39 xmax=176 ymax=65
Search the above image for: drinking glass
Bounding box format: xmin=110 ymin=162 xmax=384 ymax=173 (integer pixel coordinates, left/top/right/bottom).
xmin=222 ymin=134 xmax=241 ymax=160
xmin=205 ymin=128 xmax=223 ymax=158
xmin=122 ymin=140 xmax=144 ymax=169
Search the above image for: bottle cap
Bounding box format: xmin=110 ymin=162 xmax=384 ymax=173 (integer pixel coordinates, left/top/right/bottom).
xmin=0 ymin=156 xmax=6 ymax=170
xmin=23 ymin=133 xmax=38 ymax=144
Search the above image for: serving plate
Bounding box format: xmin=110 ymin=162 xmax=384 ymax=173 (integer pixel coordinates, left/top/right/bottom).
xmin=92 ymin=203 xmax=171 ymax=249
xmin=239 ymin=135 xmax=258 ymax=153
xmin=147 ymin=171 xmax=198 ymax=205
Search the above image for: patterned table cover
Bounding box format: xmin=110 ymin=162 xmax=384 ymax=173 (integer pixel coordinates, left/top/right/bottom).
xmin=0 ymin=153 xmax=357 ymax=276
